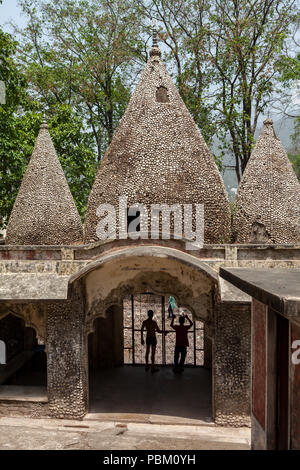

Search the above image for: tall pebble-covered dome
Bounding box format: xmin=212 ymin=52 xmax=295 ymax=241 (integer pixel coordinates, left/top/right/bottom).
xmin=6 ymin=120 xmax=83 ymax=245
xmin=84 ymin=40 xmax=231 ymax=244
xmin=232 ymin=118 xmax=300 ymax=244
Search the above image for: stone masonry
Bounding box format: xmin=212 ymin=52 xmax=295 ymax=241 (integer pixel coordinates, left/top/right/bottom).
xmin=233 ymin=118 xmax=300 ymax=244
xmin=0 ymin=33 xmax=299 ymax=430
xmin=5 ymin=120 xmax=83 ymax=245
xmin=84 ymin=42 xmax=231 ymax=244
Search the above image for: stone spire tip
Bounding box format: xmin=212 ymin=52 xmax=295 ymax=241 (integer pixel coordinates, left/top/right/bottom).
xmin=150 ymin=18 xmax=161 ymax=58
xmin=41 ymin=110 xmax=49 ymax=129
xmin=263 ymin=117 xmax=273 ymax=126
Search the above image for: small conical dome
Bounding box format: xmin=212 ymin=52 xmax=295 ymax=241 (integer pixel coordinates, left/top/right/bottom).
xmin=233 ymin=118 xmax=300 ymax=244
xmin=84 ymin=44 xmax=231 ymax=243
xmin=6 ymin=120 xmax=83 ymax=245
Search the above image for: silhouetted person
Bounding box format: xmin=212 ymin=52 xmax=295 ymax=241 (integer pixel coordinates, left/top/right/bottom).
xmin=141 ymin=310 xmax=165 ymax=373
xmin=170 ymin=313 xmax=193 ymax=372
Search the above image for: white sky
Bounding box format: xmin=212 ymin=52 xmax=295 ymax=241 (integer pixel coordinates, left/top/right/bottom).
xmin=0 ymin=0 xmax=26 ymax=31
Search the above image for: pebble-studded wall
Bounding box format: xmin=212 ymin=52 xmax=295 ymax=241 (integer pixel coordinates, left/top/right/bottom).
xmin=232 ymin=118 xmax=300 ymax=244
xmin=214 ymin=302 xmax=251 ymax=427
xmin=5 ymin=121 xmax=83 ymax=245
xmin=46 ymin=281 xmax=88 ymax=419
xmin=1 ymin=36 xmax=299 ymax=429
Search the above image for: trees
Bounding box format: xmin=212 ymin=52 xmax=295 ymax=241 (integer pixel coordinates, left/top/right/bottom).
xmin=47 ymin=104 xmax=98 ymax=219
xmin=15 ymin=0 xmax=300 ymax=181
xmin=1 ymin=0 xmax=299 ymax=228
xmin=288 ymin=118 xmax=300 ymax=180
xmin=0 ymin=25 xmax=98 ymax=226
xmin=137 ymin=0 xmax=217 ymax=146
xmin=17 ymin=0 xmax=146 ymax=161
xmin=147 ymin=0 xmax=299 ymax=181
xmin=208 ymin=0 xmax=299 ymax=181
xmin=277 ymin=52 xmax=300 ymax=180
xmin=0 ymin=27 xmax=31 ymax=227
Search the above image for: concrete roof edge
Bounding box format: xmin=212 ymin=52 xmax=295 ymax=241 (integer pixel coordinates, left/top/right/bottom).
xmin=219 ymin=267 xmax=300 ymax=317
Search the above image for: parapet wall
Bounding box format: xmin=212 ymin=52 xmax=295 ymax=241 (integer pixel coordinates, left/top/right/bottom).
xmin=0 ymin=241 xmax=299 ymax=279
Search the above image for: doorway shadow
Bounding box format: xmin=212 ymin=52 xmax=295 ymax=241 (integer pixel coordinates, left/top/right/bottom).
xmin=88 ymin=365 xmax=212 ymax=424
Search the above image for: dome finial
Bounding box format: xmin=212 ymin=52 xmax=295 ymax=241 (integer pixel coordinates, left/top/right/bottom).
xmin=150 ymin=18 xmax=161 ymax=57
xmin=41 ymin=109 xmax=49 ymax=129
xmin=152 ymin=18 xmax=158 ymax=47
xmin=263 ymin=117 xmax=273 ymax=126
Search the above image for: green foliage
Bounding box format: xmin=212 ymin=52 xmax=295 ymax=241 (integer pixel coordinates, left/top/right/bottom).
xmin=143 ymin=0 xmax=299 ymax=181
xmin=0 ymin=0 xmax=299 ymax=229
xmin=0 ymin=28 xmax=33 ymax=227
xmin=288 ymin=118 xmax=300 ymax=180
xmin=205 ymin=0 xmax=299 ymax=181
xmin=18 ymin=0 xmax=145 ymax=160
xmin=277 ymin=52 xmax=300 ymax=83
xmin=48 ymin=104 xmax=98 ymax=219
xmin=278 ymin=52 xmax=300 ymax=180
xmin=289 ymin=152 xmax=300 ymax=180
xmin=0 ymin=0 xmax=146 ymax=225
xmin=0 ymin=27 xmax=98 ymax=226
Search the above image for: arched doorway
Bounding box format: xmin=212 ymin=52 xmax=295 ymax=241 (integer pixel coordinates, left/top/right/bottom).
xmin=69 ymin=245 xmax=218 ymax=424
xmin=0 ymin=312 xmax=47 ymax=401
xmin=87 ymin=293 xmax=212 ymax=423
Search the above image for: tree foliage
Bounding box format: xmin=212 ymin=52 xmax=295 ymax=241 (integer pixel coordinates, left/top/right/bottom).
xmin=0 ymin=27 xmax=31 ymax=227
xmin=145 ymin=0 xmax=299 ymax=181
xmin=0 ymin=25 xmax=98 ymax=226
xmin=277 ymin=51 xmax=300 ymax=180
xmin=0 ymin=0 xmax=299 ymax=227
xmin=17 ymin=0 xmax=146 ymax=160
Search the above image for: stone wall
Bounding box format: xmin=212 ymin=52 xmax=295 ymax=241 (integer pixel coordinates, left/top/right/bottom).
xmin=0 ymin=241 xmax=299 ymax=426
xmin=5 ymin=122 xmax=83 ymax=246
xmin=84 ymin=50 xmax=231 ymax=245
xmin=0 ymin=401 xmax=49 ymax=418
xmin=232 ymin=119 xmax=300 ymax=244
xmin=214 ymin=301 xmax=251 ymax=427
xmin=252 ymin=299 xmax=267 ymax=429
xmin=46 ymin=280 xmax=88 ymax=419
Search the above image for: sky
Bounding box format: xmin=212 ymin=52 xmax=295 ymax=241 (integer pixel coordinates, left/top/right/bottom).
xmin=0 ymin=0 xmax=26 ymax=31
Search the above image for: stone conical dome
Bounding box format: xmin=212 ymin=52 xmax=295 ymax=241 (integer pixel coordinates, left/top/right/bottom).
xmin=84 ymin=45 xmax=231 ymax=244
xmin=6 ymin=120 xmax=83 ymax=245
xmin=232 ymin=118 xmax=300 ymax=244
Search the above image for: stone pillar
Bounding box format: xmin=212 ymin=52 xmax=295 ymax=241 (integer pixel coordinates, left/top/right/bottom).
xmin=214 ymin=301 xmax=251 ymax=427
xmin=46 ymin=281 xmax=88 ymax=419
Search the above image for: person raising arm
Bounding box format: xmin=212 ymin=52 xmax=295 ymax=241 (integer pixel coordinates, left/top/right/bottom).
xmin=171 ymin=313 xmax=193 ymax=372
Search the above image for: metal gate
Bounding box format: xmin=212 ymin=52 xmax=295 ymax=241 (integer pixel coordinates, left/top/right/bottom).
xmin=123 ymin=293 xmax=204 ymax=366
